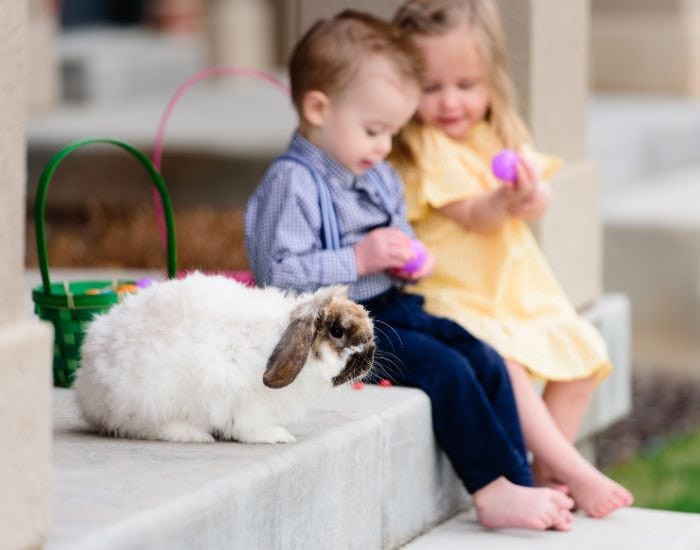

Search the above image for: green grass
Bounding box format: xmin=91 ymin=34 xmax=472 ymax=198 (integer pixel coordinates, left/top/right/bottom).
xmin=604 ymin=426 xmax=700 ymax=513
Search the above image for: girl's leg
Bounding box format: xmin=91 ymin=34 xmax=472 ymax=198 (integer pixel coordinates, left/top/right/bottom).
xmin=544 ymin=375 xmax=597 ymax=440
xmin=533 ymin=372 xmax=597 ymax=488
xmin=505 ymin=360 xmax=633 ymax=518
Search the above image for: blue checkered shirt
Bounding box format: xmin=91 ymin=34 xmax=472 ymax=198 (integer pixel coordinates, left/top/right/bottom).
xmin=244 ymin=131 xmax=415 ymax=301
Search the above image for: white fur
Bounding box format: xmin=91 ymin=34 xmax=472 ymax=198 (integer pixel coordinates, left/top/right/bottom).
xmin=74 ymin=273 xmax=371 ymax=444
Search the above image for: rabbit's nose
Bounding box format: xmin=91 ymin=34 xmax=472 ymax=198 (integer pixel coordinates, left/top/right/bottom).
xmin=332 ymin=344 xmax=375 ymax=386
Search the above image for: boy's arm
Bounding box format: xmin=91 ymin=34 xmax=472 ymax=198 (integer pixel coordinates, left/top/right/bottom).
xmin=380 ymin=162 xmax=417 ymax=238
xmin=245 ymin=163 xmax=357 ymax=293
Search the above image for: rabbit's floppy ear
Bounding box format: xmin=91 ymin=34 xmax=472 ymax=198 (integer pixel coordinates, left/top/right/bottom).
xmin=264 ymin=286 xmax=348 ymax=388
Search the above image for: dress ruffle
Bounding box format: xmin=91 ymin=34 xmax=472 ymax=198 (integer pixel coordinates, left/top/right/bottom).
xmin=422 ymin=290 xmax=612 ymax=383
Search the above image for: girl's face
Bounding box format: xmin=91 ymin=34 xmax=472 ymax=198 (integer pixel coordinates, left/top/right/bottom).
xmin=415 ymin=21 xmax=491 ymax=140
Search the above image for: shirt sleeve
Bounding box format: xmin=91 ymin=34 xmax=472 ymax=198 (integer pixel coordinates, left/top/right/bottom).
xmin=375 ymin=162 xmax=416 ymax=238
xmin=404 ymin=127 xmax=488 ymax=216
xmin=244 ymin=161 xmax=357 ymax=293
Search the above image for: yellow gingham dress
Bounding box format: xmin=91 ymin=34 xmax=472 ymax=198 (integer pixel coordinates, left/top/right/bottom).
xmin=392 ymin=121 xmax=611 ymax=382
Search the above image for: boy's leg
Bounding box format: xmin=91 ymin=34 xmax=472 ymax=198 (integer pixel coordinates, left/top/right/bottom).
xmin=370 ymin=306 xmax=573 ymax=530
xmin=374 ymin=324 xmax=530 ymax=491
xmin=504 ymin=360 xmax=633 ymax=518
xmin=367 ymin=293 xmax=532 ymax=489
xmin=429 ymin=314 xmax=532 ymax=470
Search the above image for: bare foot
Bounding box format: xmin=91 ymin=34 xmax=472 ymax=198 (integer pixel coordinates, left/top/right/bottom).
xmin=566 ymin=463 xmax=634 ymax=518
xmin=533 ymin=459 xmax=571 ymax=496
xmin=473 ymin=477 xmax=574 ymax=531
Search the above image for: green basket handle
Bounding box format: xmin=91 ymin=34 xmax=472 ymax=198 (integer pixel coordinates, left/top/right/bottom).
xmin=34 ymin=138 xmax=178 ymax=294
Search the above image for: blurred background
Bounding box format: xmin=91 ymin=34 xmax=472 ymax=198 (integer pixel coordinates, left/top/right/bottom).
xmin=24 ymin=0 xmax=700 ymax=511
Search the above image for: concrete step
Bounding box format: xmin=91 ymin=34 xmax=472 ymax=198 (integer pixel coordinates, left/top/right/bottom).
xmin=587 ymin=94 xmax=700 ymax=192
xmin=602 ymin=164 xmax=700 ymax=371
xmin=26 ymin=272 xmax=467 ymax=549
xmin=402 ymin=507 xmax=700 ymax=549
xmin=25 ymin=271 xmax=631 ymax=549
xmin=27 ymin=73 xmax=296 ymax=210
xmin=48 ymin=386 xmax=467 ymax=550
xmin=28 ymin=78 xmax=295 ymax=157
xmin=59 ymin=28 xmax=206 ymax=104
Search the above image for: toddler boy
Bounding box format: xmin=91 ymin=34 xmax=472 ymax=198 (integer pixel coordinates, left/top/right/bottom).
xmin=244 ymin=10 xmax=573 ymax=531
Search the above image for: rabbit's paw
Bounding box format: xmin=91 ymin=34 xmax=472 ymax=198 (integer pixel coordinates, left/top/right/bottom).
xmin=231 ymin=425 xmax=297 ymax=444
xmin=157 ymin=421 xmax=215 ymax=443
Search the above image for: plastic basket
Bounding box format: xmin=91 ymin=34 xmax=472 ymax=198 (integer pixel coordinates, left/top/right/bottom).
xmin=32 ymin=138 xmax=178 ymax=387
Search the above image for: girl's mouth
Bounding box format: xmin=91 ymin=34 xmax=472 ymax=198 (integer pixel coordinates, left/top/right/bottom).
xmin=438 ymin=116 xmax=463 ymax=126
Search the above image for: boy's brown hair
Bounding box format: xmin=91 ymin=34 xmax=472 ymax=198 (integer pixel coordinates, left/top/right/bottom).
xmin=289 ymin=10 xmax=423 ymax=116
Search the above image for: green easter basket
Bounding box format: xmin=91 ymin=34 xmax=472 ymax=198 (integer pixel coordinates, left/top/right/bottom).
xmin=32 ymin=138 xmax=178 ymax=387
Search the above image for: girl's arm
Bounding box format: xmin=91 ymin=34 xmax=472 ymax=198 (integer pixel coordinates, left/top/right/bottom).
xmin=437 ymin=187 xmax=513 ymax=232
xmin=438 ymin=155 xmax=550 ymax=231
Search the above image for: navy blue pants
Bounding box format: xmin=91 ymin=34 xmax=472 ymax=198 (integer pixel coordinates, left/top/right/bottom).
xmin=360 ymin=290 xmax=533 ymax=493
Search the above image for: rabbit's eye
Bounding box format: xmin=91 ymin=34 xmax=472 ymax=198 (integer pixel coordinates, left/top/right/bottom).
xmin=330 ymin=323 xmax=344 ymax=339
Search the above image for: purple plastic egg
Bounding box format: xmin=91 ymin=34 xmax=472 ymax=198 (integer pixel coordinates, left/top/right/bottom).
xmin=136 ymin=277 xmax=156 ymax=289
xmin=403 ymin=240 xmax=427 ymax=274
xmin=491 ymin=149 xmax=519 ymax=183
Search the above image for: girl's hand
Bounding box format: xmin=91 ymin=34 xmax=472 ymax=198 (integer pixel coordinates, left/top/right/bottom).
xmin=503 ymin=156 xmax=548 ymax=217
xmin=354 ymin=228 xmax=414 ymax=276
xmin=504 ymin=156 xmax=537 ymax=199
xmin=390 ymin=249 xmax=436 ymax=281
xmin=509 ymin=181 xmax=552 ymax=220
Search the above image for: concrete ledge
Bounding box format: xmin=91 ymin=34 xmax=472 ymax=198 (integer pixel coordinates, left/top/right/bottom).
xmin=403 ymin=507 xmax=700 ymax=549
xmin=28 ymin=272 xmax=629 ymax=549
xmin=48 ymin=386 xmax=466 ymax=550
xmin=579 ymin=294 xmax=631 ymax=442
xmin=587 ymin=95 xmax=700 ymax=191
xmin=28 ymin=78 xmax=296 ymax=157
xmin=603 ymin=166 xmax=700 ymax=370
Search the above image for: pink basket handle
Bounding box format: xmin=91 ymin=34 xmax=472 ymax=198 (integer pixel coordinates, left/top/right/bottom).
xmin=151 ymin=66 xmax=290 ymax=248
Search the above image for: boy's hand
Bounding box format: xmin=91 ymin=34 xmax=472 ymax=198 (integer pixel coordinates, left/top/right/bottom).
xmin=391 ymin=249 xmax=436 ymax=281
xmin=354 ymin=228 xmax=414 ymax=277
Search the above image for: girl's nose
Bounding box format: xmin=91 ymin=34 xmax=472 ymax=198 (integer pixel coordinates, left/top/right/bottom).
xmin=440 ymin=89 xmax=459 ymax=110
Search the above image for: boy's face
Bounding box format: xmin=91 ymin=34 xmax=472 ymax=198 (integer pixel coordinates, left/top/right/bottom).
xmin=415 ymin=21 xmax=491 ymax=140
xmin=305 ymin=57 xmax=419 ymax=175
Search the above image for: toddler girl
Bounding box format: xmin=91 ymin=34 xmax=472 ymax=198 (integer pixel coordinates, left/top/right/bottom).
xmin=391 ymin=0 xmax=633 ymax=518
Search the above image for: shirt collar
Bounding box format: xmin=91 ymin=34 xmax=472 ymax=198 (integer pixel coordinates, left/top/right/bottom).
xmin=289 ymin=131 xmax=357 ymax=187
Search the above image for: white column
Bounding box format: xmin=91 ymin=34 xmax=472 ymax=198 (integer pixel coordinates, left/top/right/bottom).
xmin=498 ymin=0 xmax=601 ymax=308
xmin=0 ymin=1 xmax=53 ymax=548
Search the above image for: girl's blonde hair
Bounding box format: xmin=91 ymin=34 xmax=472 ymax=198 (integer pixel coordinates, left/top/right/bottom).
xmin=393 ymin=0 xmax=530 ymax=150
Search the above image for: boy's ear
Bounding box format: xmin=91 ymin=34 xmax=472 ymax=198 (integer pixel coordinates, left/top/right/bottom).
xmin=302 ymin=90 xmax=330 ymax=127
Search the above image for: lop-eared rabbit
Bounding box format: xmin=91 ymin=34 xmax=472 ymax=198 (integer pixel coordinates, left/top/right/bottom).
xmin=75 ymin=273 xmax=375 ymax=443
